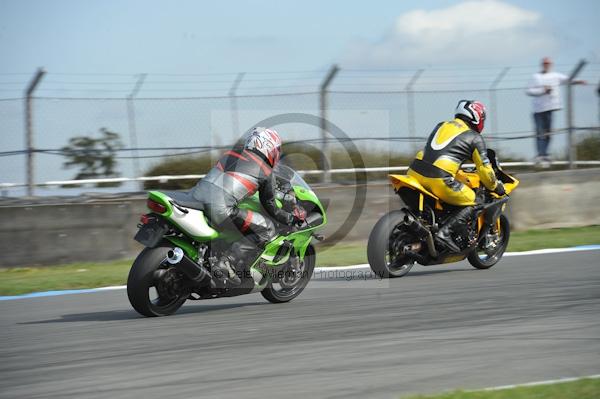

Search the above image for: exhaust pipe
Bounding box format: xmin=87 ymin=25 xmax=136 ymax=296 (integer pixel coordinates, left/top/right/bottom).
xmin=404 ymin=214 xmax=438 ymax=258
xmin=167 ymin=247 xmax=185 ymax=264
xmin=166 ymin=247 xmax=211 ymax=286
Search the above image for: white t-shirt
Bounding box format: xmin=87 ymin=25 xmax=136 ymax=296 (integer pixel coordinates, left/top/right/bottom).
xmin=526 ymin=71 xmax=569 ymax=113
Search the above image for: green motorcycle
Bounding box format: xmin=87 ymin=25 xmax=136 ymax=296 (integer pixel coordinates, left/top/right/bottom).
xmin=127 ymin=164 xmax=327 ymax=317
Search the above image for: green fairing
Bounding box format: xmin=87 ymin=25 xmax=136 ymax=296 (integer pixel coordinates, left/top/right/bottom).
xmin=295 ymin=234 xmax=313 ymax=258
xmin=294 ymin=186 xmax=327 ymax=225
xmin=192 ymin=229 xmax=219 ymax=241
xmin=238 ymin=192 xmax=283 ymax=211
xmin=262 ymin=237 xmax=291 ymax=265
xmin=255 ymin=230 xmax=313 ymax=268
xmin=149 ymin=191 xmax=219 ymax=241
xmin=290 ymin=185 xmax=325 ymax=259
xmin=148 ymin=178 xmax=325 ymax=268
xmin=165 ymin=236 xmax=199 ymax=260
xmin=148 ymin=191 xmax=173 ymax=217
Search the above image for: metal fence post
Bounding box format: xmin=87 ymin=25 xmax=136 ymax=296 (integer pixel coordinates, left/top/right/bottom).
xmin=127 ymin=73 xmax=146 ymax=180
xmin=229 ymin=72 xmax=245 ymax=138
xmin=566 ymin=59 xmax=587 ymax=169
xmin=597 ymin=79 xmax=600 ymax=129
xmin=24 ymin=67 xmax=46 ymax=197
xmin=489 ymin=67 xmax=510 ymax=136
xmin=320 ymin=64 xmax=339 ymax=183
xmin=406 ymin=69 xmax=424 ymax=154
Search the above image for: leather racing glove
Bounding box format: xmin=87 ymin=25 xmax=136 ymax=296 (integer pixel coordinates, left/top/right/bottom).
xmin=292 ymin=205 xmax=307 ymax=226
xmin=494 ymin=181 xmax=506 ymax=196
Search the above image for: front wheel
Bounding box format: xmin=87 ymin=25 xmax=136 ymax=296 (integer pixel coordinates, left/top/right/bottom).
xmin=468 ymin=214 xmax=510 ymax=269
xmin=127 ymin=245 xmax=188 ymax=317
xmin=367 ymin=210 xmax=415 ymax=278
xmin=261 ymin=245 xmax=316 ymax=303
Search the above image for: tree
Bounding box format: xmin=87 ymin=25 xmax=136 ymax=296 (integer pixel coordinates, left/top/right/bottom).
xmin=62 ymin=128 xmax=123 ymax=187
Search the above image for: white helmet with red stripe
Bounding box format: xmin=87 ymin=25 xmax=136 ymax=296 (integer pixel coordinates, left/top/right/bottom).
xmin=455 ymin=100 xmax=486 ymax=133
xmin=244 ymin=127 xmax=282 ymax=167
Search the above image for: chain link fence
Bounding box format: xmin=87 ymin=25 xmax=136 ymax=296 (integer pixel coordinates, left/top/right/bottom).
xmin=1 ymin=64 xmax=599 ymax=196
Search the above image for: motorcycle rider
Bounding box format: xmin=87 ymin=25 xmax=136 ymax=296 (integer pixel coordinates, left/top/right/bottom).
xmin=407 ymin=100 xmax=506 ymax=252
xmin=192 ymin=127 xmax=306 ymax=286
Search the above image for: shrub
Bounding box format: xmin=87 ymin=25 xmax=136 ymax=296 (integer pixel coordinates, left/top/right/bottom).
xmin=576 ymin=133 xmax=600 ymax=161
xmin=143 ymin=144 xmax=415 ymax=189
xmin=143 ymin=155 xmax=215 ymax=190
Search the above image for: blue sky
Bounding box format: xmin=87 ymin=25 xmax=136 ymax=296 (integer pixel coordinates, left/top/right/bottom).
xmin=1 ymin=0 xmax=599 ymax=77
xmin=0 ymin=0 xmax=599 ymax=192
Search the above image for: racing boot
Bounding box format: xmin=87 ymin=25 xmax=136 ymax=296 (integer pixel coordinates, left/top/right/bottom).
xmin=213 ymin=255 xmax=241 ymax=287
xmin=435 ymin=207 xmax=473 ymax=253
xmin=230 ymin=240 xmax=262 ymax=274
xmin=435 ymin=226 xmax=460 ymax=253
xmin=213 ymin=240 xmax=263 ymax=287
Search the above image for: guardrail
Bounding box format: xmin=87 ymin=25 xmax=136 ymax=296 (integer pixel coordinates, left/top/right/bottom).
xmin=1 ymin=161 xmax=600 ymax=189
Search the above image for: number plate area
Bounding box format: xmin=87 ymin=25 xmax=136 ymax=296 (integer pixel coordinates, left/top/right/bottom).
xmin=134 ymin=218 xmax=169 ymax=247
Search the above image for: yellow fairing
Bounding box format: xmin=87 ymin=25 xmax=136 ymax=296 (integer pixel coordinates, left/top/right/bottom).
xmin=389 ymin=174 xmax=439 ymax=200
xmin=407 ymin=169 xmax=476 ymax=206
xmin=503 ymin=176 xmax=520 ymax=194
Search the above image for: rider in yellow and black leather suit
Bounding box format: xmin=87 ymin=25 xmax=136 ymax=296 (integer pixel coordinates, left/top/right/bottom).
xmin=408 ymin=100 xmax=505 ymax=252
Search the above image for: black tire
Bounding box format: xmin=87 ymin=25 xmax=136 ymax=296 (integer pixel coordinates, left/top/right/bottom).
xmin=127 ymin=245 xmax=187 ymax=317
xmin=468 ymin=214 xmax=510 ymax=269
xmin=367 ymin=210 xmax=415 ymax=278
xmin=261 ymin=245 xmax=316 ymax=303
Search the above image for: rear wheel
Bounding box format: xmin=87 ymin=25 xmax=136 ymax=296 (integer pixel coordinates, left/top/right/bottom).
xmin=127 ymin=245 xmax=188 ymax=317
xmin=468 ymin=214 xmax=510 ymax=269
xmin=367 ymin=210 xmax=415 ymax=278
xmin=261 ymin=245 xmax=316 ymax=303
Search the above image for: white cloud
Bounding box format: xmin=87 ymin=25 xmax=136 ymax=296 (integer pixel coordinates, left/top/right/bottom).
xmin=342 ymin=0 xmax=557 ymax=67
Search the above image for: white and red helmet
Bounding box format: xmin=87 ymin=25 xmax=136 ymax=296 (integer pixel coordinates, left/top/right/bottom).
xmin=245 ymin=127 xmax=282 ymax=167
xmin=455 ymin=100 xmax=486 ymax=133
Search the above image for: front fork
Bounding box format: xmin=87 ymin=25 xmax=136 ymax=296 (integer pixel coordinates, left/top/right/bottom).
xmin=478 ymin=199 xmax=507 ymax=251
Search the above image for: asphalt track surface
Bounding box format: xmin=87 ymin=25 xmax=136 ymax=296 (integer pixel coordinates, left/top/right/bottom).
xmin=1 ymin=250 xmax=599 ymax=399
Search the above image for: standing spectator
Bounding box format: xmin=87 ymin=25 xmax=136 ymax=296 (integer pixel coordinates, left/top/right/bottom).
xmin=526 ymin=57 xmax=585 ymax=167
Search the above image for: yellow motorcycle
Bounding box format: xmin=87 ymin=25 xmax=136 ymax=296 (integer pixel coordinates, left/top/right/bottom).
xmin=367 ymin=149 xmax=519 ymax=278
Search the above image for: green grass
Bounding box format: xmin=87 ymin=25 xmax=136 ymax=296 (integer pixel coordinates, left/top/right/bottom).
xmin=507 ymin=225 xmax=600 ymax=252
xmin=318 ymin=242 xmax=368 ymax=266
xmin=317 ymin=225 xmax=600 ymax=266
xmin=0 ymin=259 xmax=131 ymax=296
xmin=1 ymin=226 xmax=599 ymax=296
xmin=402 ymin=378 xmax=600 ymax=399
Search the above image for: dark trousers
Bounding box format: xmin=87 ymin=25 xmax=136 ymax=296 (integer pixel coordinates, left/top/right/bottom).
xmin=533 ymin=111 xmax=553 ymax=157
xmin=194 ymin=182 xmax=276 ymax=266
xmin=211 ymin=207 xmax=276 ymax=270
